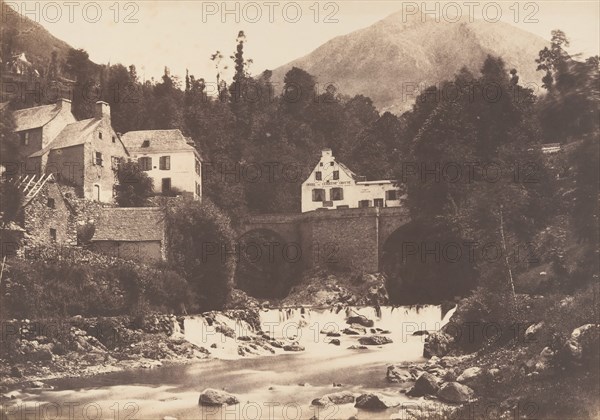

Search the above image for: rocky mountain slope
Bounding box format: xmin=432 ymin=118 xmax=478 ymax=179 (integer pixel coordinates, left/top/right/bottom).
xmin=271 ymin=9 xmax=548 ymax=114
xmin=0 ymin=0 xmax=74 ymax=70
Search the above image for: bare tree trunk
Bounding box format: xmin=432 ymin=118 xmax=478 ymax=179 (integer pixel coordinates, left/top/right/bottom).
xmin=0 ymin=256 xmax=6 ymax=286
xmin=499 ymin=208 xmax=517 ymax=307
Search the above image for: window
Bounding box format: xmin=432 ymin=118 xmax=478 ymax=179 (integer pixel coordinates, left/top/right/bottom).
xmin=331 ymin=187 xmax=344 ymax=201
xmin=112 ymin=136 xmax=116 ymax=143
xmin=333 ymin=170 xmax=339 ymax=180
xmin=319 ymin=162 xmax=323 ymax=167
xmin=49 ymin=228 xmax=57 ymax=242
xmin=20 ymin=131 xmax=29 ymax=146
xmin=142 ymin=140 xmax=150 ymax=147
xmin=98 ymin=131 xmax=103 ymax=139
xmin=359 ymin=200 xmax=370 ymax=208
xmin=95 ymin=152 xmax=103 ymax=166
xmin=386 ymin=190 xmax=398 ymax=201
xmin=330 ymin=162 xmax=334 ymax=166
xmin=138 ymin=157 xmax=152 ymax=171
xmin=111 ymin=156 xmax=120 ymax=170
xmin=196 ymin=182 xmax=201 ymax=196
xmin=195 ymin=159 xmax=201 ymax=175
xmin=337 ymin=205 xmax=349 ymax=209
xmin=159 ymin=156 xmax=171 ymax=170
xmin=46 ymin=198 xmax=55 ymax=209
xmin=374 ymin=198 xmax=384 ymax=207
xmin=312 ymin=189 xmax=325 ymax=202
xmin=315 ymin=171 xmax=322 ymax=181
xmin=162 ymin=178 xmax=171 ymax=193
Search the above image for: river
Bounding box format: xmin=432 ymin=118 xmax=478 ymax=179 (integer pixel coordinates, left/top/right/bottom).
xmin=5 ymin=305 xmax=454 ymax=420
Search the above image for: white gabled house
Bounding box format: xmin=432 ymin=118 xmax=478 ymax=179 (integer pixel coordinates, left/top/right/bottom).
xmin=301 ymin=149 xmax=404 ymax=213
xmin=121 ymin=129 xmax=202 ymax=200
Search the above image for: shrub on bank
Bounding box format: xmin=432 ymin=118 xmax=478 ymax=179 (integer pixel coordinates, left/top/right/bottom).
xmin=165 ymin=199 xmax=236 ymax=311
xmin=0 ymin=247 xmax=192 ymax=320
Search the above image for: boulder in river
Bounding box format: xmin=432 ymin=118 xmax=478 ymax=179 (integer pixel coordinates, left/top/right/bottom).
xmin=312 ymin=391 xmax=355 ymax=406
xmin=347 ymin=345 xmax=368 ymax=350
xmin=344 ymin=326 xmax=366 ymax=335
xmin=358 ymin=335 xmax=393 ymax=345
xmin=437 ymin=382 xmax=474 ymax=403
xmin=283 ymin=344 xmax=305 ymax=352
xmin=198 ymin=389 xmax=239 ymax=406
xmin=354 ymin=393 xmax=399 ymax=410
xmin=346 ymin=316 xmax=374 ymax=328
xmin=328 ymin=338 xmax=341 ymax=346
xmin=386 ymin=365 xmax=415 ymax=383
xmin=407 ymin=372 xmax=440 ymax=397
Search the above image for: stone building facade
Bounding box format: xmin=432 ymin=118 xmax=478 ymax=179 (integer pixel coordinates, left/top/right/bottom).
xmin=10 ymin=99 xmax=76 ymax=175
xmin=28 ymin=102 xmax=129 ymax=203
xmin=121 ymin=130 xmax=202 ymax=200
xmin=301 ymin=149 xmax=404 ymax=213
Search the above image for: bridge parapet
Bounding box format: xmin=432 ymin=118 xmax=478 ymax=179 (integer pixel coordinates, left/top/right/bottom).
xmin=241 ymin=207 xmax=411 ymax=273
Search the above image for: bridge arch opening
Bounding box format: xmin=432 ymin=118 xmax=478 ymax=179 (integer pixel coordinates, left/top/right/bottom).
xmin=234 ymin=228 xmax=302 ymax=299
xmin=381 ymin=222 xmax=477 ymax=305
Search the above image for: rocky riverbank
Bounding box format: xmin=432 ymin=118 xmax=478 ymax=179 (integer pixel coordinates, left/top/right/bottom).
xmin=0 ymin=275 xmax=391 ymax=395
xmin=0 ymin=307 xmax=299 ymax=393
xmin=0 ymin=314 xmax=206 ymax=391
xmin=383 ymin=287 xmax=600 ymax=419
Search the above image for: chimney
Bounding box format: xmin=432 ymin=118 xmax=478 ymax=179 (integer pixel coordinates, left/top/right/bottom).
xmin=321 ymin=148 xmax=333 ymax=159
xmin=95 ymin=101 xmax=110 ymax=120
xmin=56 ymin=98 xmax=71 ymax=112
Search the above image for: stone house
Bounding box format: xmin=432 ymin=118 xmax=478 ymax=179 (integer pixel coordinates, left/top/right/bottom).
xmin=89 ymin=207 xmax=166 ymax=263
xmin=301 ymin=149 xmax=404 ymax=213
xmin=0 ymin=174 xmax=77 ymax=258
xmin=121 ymin=130 xmax=202 ymax=200
xmin=27 ymin=102 xmax=129 ymax=203
xmin=19 ymin=174 xmax=76 ymax=247
xmin=10 ymin=99 xmax=76 ymax=174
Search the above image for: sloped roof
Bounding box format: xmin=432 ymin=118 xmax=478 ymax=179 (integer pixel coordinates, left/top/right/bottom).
xmin=338 ymin=162 xmax=360 ymax=180
xmin=12 ymin=103 xmax=62 ymax=131
xmin=121 ymin=129 xmax=197 ymax=154
xmin=91 ymin=207 xmax=164 ymax=242
xmin=29 ymin=118 xmax=100 ymax=158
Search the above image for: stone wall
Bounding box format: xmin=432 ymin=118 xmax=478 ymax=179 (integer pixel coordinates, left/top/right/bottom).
xmin=22 ymin=179 xmax=75 ymax=247
xmin=90 ymin=240 xmax=162 ymax=263
xmin=241 ymin=207 xmax=410 ymax=273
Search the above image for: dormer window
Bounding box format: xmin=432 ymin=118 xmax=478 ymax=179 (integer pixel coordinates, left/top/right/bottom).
xmin=142 ymin=140 xmax=150 ymax=147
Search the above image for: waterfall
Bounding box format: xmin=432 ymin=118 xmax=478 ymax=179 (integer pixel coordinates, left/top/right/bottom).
xmin=180 ymin=304 xmax=455 ymax=361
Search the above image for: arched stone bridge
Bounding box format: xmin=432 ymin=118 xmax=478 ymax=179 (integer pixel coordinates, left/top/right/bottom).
xmin=240 ymin=207 xmax=411 ymax=273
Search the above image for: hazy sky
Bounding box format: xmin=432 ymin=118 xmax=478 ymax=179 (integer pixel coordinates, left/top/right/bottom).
xmin=8 ymin=1 xmax=599 ymax=82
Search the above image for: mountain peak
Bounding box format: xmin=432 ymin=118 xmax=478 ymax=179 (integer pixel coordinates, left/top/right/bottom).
xmin=271 ymin=9 xmax=547 ymax=115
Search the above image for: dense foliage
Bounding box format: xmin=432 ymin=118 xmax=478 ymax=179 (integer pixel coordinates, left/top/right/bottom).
xmin=164 ymin=199 xmax=236 ymax=311
xmin=113 ymin=160 xmax=154 ymax=207
xmin=0 ymin=247 xmax=192 ymax=319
